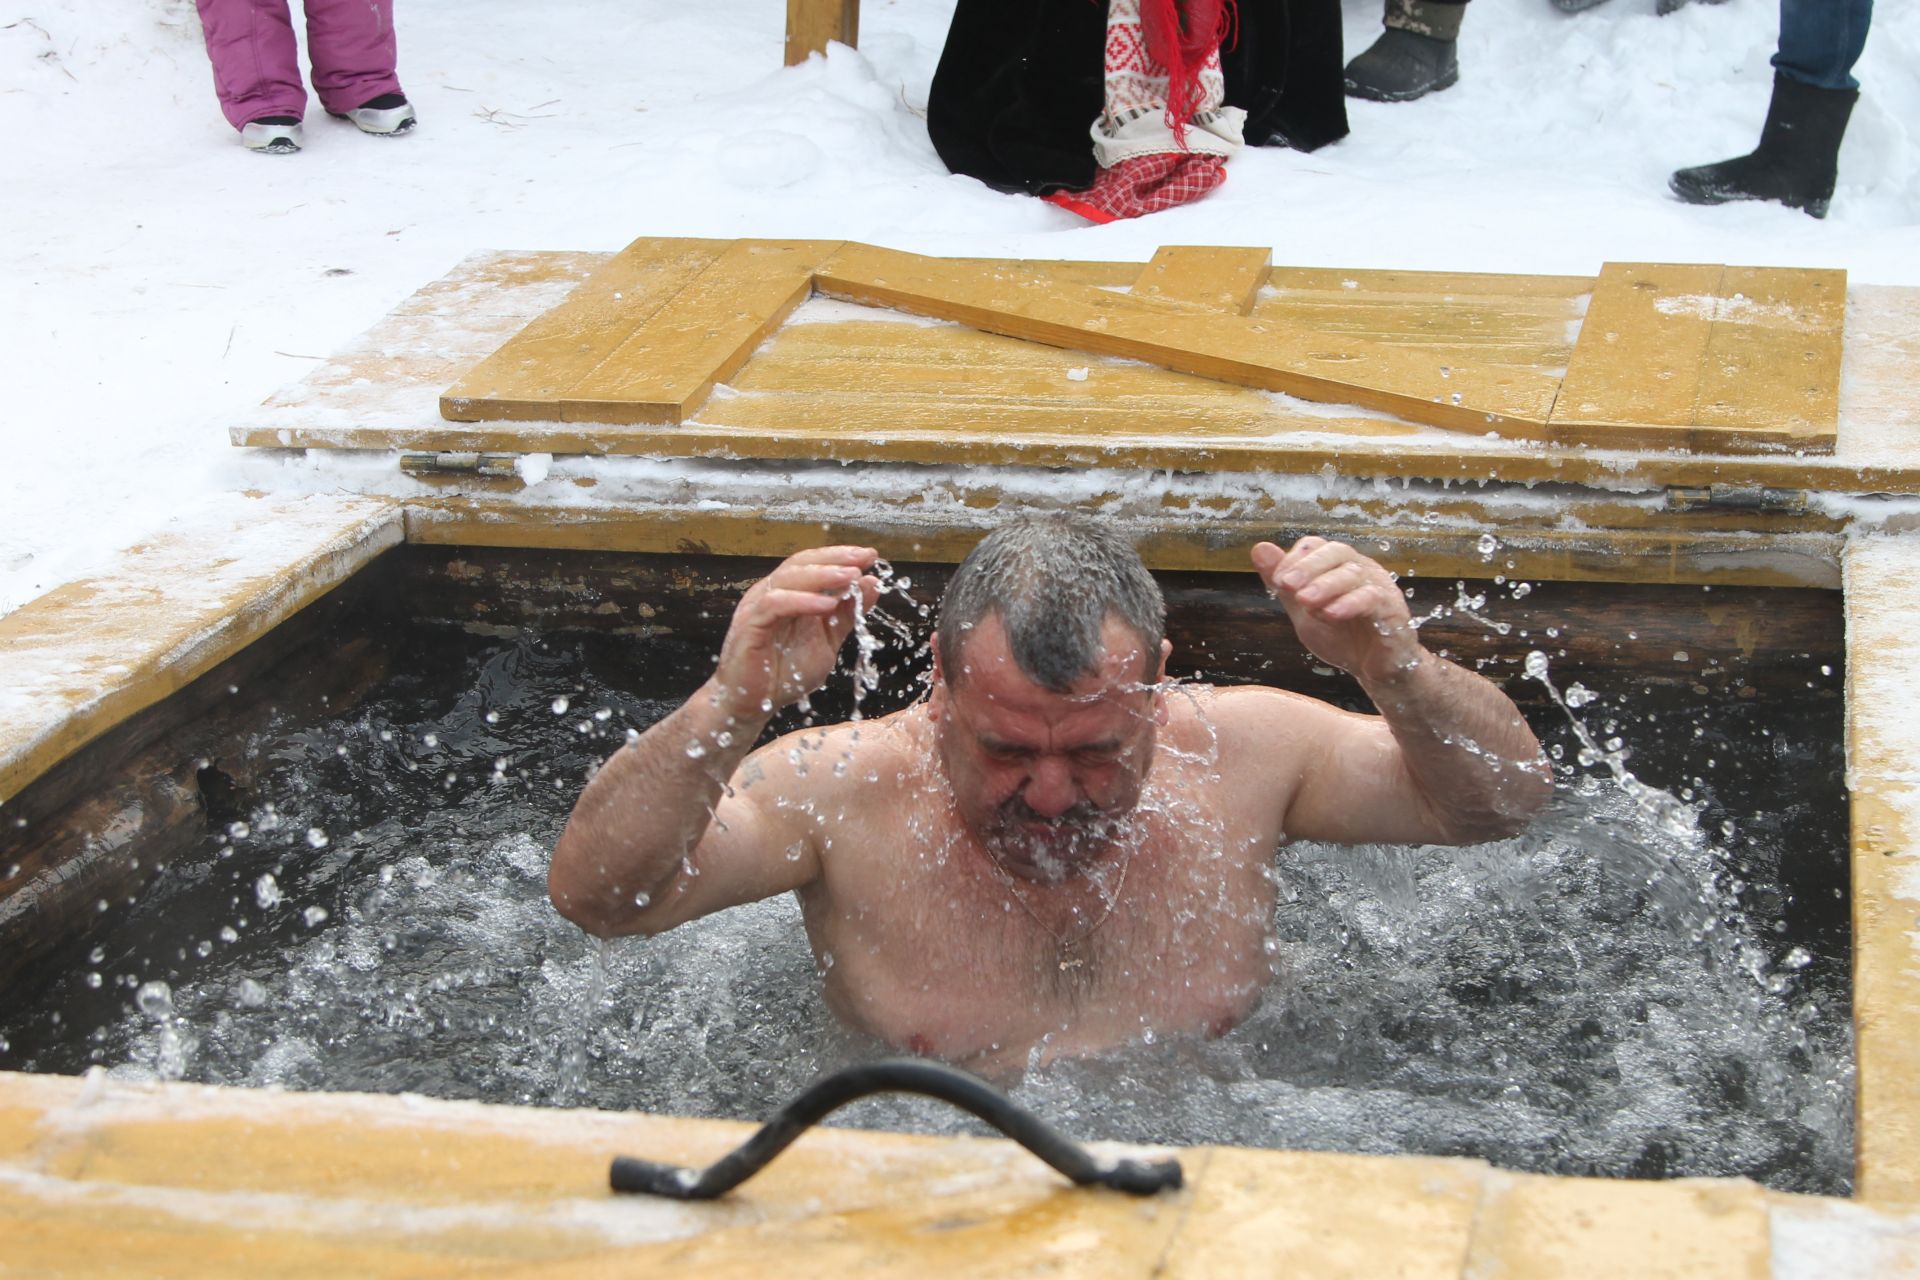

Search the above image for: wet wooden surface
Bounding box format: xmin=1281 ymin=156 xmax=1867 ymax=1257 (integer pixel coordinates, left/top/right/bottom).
xmin=1843 ymin=534 xmax=1920 ymax=1204
xmin=6 ymin=1069 xmax=1908 ymax=1279
xmin=0 ymin=496 xmax=402 ymax=808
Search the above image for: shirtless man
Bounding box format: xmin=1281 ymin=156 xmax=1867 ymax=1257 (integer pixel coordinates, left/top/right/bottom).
xmin=549 ymin=515 xmax=1549 ymax=1069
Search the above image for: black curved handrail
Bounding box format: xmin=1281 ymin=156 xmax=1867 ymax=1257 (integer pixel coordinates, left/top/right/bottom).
xmin=609 ymin=1058 xmax=1184 ymax=1199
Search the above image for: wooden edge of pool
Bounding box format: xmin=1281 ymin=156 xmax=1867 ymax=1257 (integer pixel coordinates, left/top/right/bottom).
xmin=2 ymin=503 xmax=1919 ymax=1271
xmin=0 ymin=1066 xmax=1914 ymax=1279
xmin=0 ymin=495 xmax=405 ymax=810
xmin=1842 ymin=534 xmax=1920 ymax=1204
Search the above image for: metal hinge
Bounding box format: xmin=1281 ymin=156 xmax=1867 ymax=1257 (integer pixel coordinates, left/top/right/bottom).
xmin=399 ymin=452 xmax=521 ymax=478
xmin=1664 ymin=484 xmax=1811 ymax=514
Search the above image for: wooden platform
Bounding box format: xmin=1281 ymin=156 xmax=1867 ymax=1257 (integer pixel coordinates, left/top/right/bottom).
xmin=231 ymin=243 xmax=1920 ymax=496
xmin=5 ymin=1068 xmax=1918 ymax=1279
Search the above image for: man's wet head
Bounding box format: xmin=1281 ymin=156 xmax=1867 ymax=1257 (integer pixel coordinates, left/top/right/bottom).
xmin=930 ymin=515 xmax=1171 ymax=881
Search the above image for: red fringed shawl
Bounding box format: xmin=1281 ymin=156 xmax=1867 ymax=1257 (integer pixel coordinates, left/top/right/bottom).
xmin=1137 ymin=0 xmax=1238 ymax=141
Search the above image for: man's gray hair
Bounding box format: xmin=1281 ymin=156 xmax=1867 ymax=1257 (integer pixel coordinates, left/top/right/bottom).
xmin=936 ymin=513 xmax=1166 ymax=691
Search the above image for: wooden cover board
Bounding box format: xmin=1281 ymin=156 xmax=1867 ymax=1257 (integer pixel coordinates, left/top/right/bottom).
xmin=436 ymin=238 xmax=1840 ymax=458
xmin=1550 ymin=262 xmax=1845 ymax=454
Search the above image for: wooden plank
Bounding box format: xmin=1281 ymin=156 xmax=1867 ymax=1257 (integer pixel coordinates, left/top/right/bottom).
xmin=243 ymin=250 xmax=1920 ymax=494
xmin=1160 ymin=1148 xmax=1480 ymax=1279
xmin=812 ymin=242 xmax=1561 ymax=437
xmin=0 ymin=496 xmax=403 ymax=807
xmin=1550 ymin=262 xmax=1842 ymax=455
xmin=406 ymin=499 xmax=1843 ymax=589
xmin=785 ymin=0 xmax=858 ymax=64
xmin=1265 ymin=266 xmax=1594 ymax=298
xmin=1131 ymin=246 xmax=1271 ymax=315
xmin=1552 ymin=261 xmax=1726 ymax=434
xmin=1693 ymin=265 xmax=1845 ymax=450
xmin=440 ymin=237 xmax=727 ymax=422
xmin=559 ymin=239 xmax=842 ymax=425
xmin=1258 ymin=268 xmax=1589 ymax=369
xmin=1843 ymin=534 xmax=1920 ymax=1204
xmin=1462 ymin=1172 xmax=1771 ymax=1279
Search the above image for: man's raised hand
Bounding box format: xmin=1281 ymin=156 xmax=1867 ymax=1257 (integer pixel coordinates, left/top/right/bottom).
xmin=711 ymin=546 xmax=882 ymax=722
xmin=1251 ymin=537 xmax=1423 ymax=686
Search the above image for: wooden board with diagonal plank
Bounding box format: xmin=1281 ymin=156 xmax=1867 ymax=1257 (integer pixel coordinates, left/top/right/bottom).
xmin=361 ymin=237 xmax=1854 ymax=469
xmin=435 ymin=237 xmax=1840 ymax=456
xmin=810 ymin=242 xmax=1562 ymax=435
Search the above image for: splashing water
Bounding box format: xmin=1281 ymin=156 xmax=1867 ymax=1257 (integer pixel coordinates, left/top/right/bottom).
xmin=0 ymin=614 xmax=1851 ymax=1193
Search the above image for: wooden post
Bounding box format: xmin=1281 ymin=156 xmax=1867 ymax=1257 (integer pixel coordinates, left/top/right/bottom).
xmin=786 ymin=0 xmax=859 ymax=65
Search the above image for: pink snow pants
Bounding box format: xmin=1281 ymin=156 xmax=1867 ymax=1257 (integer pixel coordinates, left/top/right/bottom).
xmin=195 ymin=0 xmax=402 ymax=130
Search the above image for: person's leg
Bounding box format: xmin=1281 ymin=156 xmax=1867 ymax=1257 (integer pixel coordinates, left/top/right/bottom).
xmin=1773 ymin=0 xmax=1872 ymax=91
xmin=302 ymin=0 xmax=404 ymax=117
xmin=1344 ymin=0 xmax=1465 ymax=104
xmin=1669 ymin=0 xmax=1872 ymax=217
xmin=194 ymin=0 xmax=306 ymax=131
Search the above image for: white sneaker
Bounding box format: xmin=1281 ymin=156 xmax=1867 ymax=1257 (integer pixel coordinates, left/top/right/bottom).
xmin=240 ymin=117 xmax=303 ymax=154
xmin=334 ymin=94 xmax=416 ymax=136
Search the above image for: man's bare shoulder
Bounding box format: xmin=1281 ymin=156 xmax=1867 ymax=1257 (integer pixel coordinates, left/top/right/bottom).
xmin=731 ymin=704 xmax=930 ymax=803
xmin=1166 ymin=682 xmax=1377 ymax=767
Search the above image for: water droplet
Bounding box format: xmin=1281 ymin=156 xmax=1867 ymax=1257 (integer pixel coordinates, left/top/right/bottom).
xmin=1476 ymin=533 xmax=1498 ymax=560
xmin=551 ymin=696 xmax=571 ymax=715
xmin=422 ymin=733 xmax=439 ymax=749
xmin=227 ymin=821 xmax=251 ymax=840
xmin=219 ymin=925 xmax=239 ymax=943
xmin=685 ymin=739 xmax=708 ymax=759
xmin=1524 ymin=651 xmax=1550 ymax=680
xmin=484 ymin=710 xmax=500 ymax=725
xmin=135 ymin=981 xmax=174 ymax=1019
xmin=196 ymin=939 xmax=214 ymax=957
xmin=306 ymin=827 xmax=329 ymax=849
xmin=89 ymin=945 xmax=106 ymax=964
xmin=235 ymin=978 xmax=268 ymax=1008
xmin=594 ymin=707 xmax=613 ymax=721
xmin=632 ymin=890 xmax=652 ymax=909
xmin=254 ymin=874 xmax=282 ymax=909
xmin=86 ymin=971 xmax=103 ymax=988
xmin=302 ymin=906 xmax=329 ymax=928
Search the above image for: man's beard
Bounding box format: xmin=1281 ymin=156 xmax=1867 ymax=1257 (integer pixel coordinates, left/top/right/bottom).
xmin=980 ymin=797 xmax=1129 ymax=883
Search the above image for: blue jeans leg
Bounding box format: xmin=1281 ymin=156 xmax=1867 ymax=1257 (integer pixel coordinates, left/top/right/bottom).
xmin=1772 ymin=0 xmax=1872 ymax=92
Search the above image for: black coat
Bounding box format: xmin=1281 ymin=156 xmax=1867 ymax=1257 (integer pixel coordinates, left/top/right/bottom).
xmin=927 ymin=0 xmax=1349 ymax=196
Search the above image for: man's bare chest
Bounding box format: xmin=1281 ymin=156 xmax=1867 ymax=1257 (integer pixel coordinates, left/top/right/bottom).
xmin=801 ymin=824 xmax=1279 ymax=1060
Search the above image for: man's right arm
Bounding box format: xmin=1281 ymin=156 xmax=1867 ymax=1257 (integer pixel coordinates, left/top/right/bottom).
xmin=547 ymin=546 xmax=880 ymax=937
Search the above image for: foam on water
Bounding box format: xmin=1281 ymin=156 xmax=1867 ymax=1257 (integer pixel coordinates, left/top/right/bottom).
xmin=0 ymin=600 xmax=1853 ymax=1194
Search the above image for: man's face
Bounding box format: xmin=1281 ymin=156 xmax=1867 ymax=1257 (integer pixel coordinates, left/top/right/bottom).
xmin=931 ymin=613 xmax=1169 ymax=882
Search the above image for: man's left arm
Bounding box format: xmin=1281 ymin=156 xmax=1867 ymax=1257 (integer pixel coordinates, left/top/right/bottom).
xmin=1251 ymin=537 xmax=1552 ymax=845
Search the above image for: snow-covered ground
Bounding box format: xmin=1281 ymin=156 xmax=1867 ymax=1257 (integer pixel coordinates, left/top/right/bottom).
xmin=1 ymin=0 xmax=1914 ymax=617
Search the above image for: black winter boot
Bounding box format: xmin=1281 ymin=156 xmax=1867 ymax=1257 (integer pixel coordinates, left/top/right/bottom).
xmin=1345 ymin=0 xmax=1463 ymax=103
xmin=1669 ymin=72 xmax=1857 ymax=219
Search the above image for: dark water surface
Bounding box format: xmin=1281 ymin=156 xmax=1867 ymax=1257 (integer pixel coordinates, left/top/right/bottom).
xmin=0 ymin=605 xmax=1853 ymax=1194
